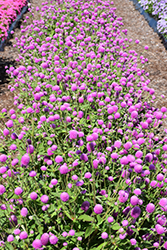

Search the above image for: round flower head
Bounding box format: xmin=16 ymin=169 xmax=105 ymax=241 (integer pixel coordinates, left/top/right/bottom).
xmin=15 ymin=187 xmax=23 ymax=195
xmin=84 ymin=172 xmax=92 ymax=179
xmin=55 ymin=155 xmax=63 ymax=163
xmin=159 ymin=198 xmax=167 ymax=207
xmin=30 ymin=192 xmax=38 ymax=200
xmin=69 ymin=229 xmax=75 ymax=236
xmin=20 ymin=231 xmax=28 ymax=240
xmin=26 ymin=145 xmax=34 ymax=154
xmin=32 ymin=239 xmax=42 ymax=249
xmin=107 ymin=216 xmax=114 ymax=223
xmin=122 ymin=220 xmax=128 ymax=226
xmin=118 ymin=191 xmax=129 ymax=203
xmin=49 ymin=235 xmax=58 ymax=245
xmin=7 ymin=235 xmax=14 ymax=242
xmin=60 ymin=192 xmax=69 ymax=202
xmin=6 ymin=120 xmax=13 ymax=128
xmin=21 ymin=153 xmax=30 ymax=166
xmin=14 ymin=229 xmax=20 ymax=235
xmin=131 ymin=206 xmax=141 ymax=218
xmin=130 ymin=196 xmax=139 ymax=206
xmin=29 ymin=171 xmax=37 ymax=177
xmin=157 ymin=173 xmax=164 ymax=181
xmin=69 ymin=130 xmax=78 ymax=139
xmin=101 ymin=232 xmax=108 ymax=239
xmin=40 ymin=195 xmax=49 ymax=203
xmin=21 ymin=207 xmax=28 ymax=217
xmin=81 ymin=201 xmax=90 ymax=212
xmin=51 ymin=179 xmax=58 ymax=185
xmin=0 ymin=185 xmax=6 ymax=195
xmin=130 ymin=238 xmax=137 ymax=245
xmin=0 ymin=154 xmax=7 ymax=162
xmin=146 ymin=203 xmax=155 ymax=213
xmin=59 ymin=164 xmax=68 ymax=174
xmin=155 ymin=224 xmax=165 ymax=234
xmin=94 ymin=204 xmax=103 ymax=214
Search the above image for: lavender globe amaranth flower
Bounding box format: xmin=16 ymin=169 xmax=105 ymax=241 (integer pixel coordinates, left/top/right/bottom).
xmin=131 ymin=206 xmax=141 ymax=219
xmin=101 ymin=232 xmax=108 ymax=239
xmin=146 ymin=203 xmax=155 ymax=213
xmin=32 ymin=239 xmax=42 ymax=249
xmin=81 ymin=201 xmax=90 ymax=212
xmin=40 ymin=195 xmax=49 ymax=203
xmin=55 ymin=155 xmax=63 ymax=163
xmin=60 ymin=192 xmax=69 ymax=202
xmin=94 ymin=204 xmax=103 ymax=214
xmin=21 ymin=153 xmax=30 ymax=166
xmin=69 ymin=130 xmax=78 ymax=139
xmin=0 ymin=185 xmax=6 ymax=195
xmin=21 ymin=207 xmax=28 ymax=217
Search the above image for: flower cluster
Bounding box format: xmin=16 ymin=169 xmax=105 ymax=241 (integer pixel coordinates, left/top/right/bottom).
xmin=0 ymin=0 xmax=27 ymax=41
xmin=0 ymin=0 xmax=167 ymax=249
xmin=139 ymin=0 xmax=167 ymax=38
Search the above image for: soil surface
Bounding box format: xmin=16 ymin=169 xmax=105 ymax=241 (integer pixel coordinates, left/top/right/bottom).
xmin=0 ymin=0 xmax=167 ymax=134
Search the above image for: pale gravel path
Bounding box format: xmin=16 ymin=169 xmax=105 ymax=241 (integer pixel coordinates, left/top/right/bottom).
xmin=113 ymin=0 xmax=167 ymax=132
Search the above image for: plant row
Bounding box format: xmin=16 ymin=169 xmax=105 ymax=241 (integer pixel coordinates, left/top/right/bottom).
xmin=1 ymin=0 xmax=167 ymax=249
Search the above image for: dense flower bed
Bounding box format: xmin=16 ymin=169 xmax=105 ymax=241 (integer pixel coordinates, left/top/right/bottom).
xmin=138 ymin=0 xmax=167 ymax=38
xmin=0 ymin=0 xmax=27 ymax=42
xmin=1 ymin=0 xmax=167 ymax=249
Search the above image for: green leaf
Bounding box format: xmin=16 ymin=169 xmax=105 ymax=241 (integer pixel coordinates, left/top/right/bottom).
xmin=85 ymin=226 xmax=94 ymax=239
xmin=91 ymin=242 xmax=107 ymax=250
xmin=97 ymin=214 xmax=103 ymax=226
xmin=5 ymin=242 xmax=14 ymax=250
xmin=111 ymin=223 xmax=121 ymax=231
xmin=64 ymin=210 xmax=73 ymax=220
xmin=78 ymin=214 xmax=94 ymax=222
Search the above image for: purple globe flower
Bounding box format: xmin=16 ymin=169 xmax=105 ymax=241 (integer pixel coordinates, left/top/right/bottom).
xmin=81 ymin=201 xmax=90 ymax=212
xmin=159 ymin=198 xmax=167 ymax=207
xmin=146 ymin=203 xmax=155 ymax=213
xmin=130 ymin=196 xmax=139 ymax=206
xmin=21 ymin=153 xmax=30 ymax=166
xmin=60 ymin=192 xmax=69 ymax=202
xmin=14 ymin=229 xmax=20 ymax=235
xmin=15 ymin=187 xmax=23 ymax=195
xmin=69 ymin=130 xmax=78 ymax=139
xmin=7 ymin=235 xmax=14 ymax=242
xmin=69 ymin=229 xmax=75 ymax=236
xmin=49 ymin=235 xmax=58 ymax=244
xmin=26 ymin=145 xmax=34 ymax=154
xmin=118 ymin=191 xmax=129 ymax=203
xmin=32 ymin=239 xmax=42 ymax=249
xmin=107 ymin=216 xmax=114 ymax=223
xmin=130 ymin=238 xmax=137 ymax=245
xmin=21 ymin=207 xmax=28 ymax=217
xmin=94 ymin=204 xmax=103 ymax=214
xmin=40 ymin=233 xmax=49 ymax=246
xmin=155 ymin=224 xmax=165 ymax=234
xmin=101 ymin=232 xmax=108 ymax=239
xmin=55 ymin=155 xmax=63 ymax=163
xmin=0 ymin=154 xmax=7 ymax=162
xmin=59 ymin=164 xmax=68 ymax=174
xmin=0 ymin=185 xmax=6 ymax=195
xmin=131 ymin=206 xmax=141 ymax=219
xmin=40 ymin=195 xmax=49 ymax=203
xmin=20 ymin=231 xmax=28 ymax=240
xmin=51 ymin=179 xmax=58 ymax=185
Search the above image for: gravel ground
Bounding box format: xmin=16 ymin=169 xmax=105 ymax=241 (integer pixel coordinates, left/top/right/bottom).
xmin=0 ymin=0 xmax=167 ymax=134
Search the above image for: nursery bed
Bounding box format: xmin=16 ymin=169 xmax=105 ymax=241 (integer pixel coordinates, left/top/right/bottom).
xmin=0 ymin=0 xmax=167 ymax=128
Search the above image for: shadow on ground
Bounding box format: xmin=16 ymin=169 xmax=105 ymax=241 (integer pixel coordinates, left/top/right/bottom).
xmin=0 ymin=57 xmax=18 ymax=94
